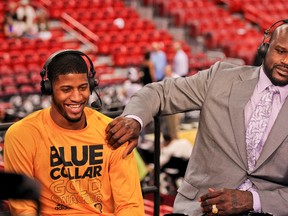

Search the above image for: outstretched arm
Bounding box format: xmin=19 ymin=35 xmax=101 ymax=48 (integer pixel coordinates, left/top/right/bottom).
xmin=105 ymin=63 xmax=219 ymax=157
xmin=106 ymin=66 xmax=213 ymax=157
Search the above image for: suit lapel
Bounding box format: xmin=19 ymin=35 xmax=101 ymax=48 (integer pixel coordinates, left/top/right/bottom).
xmin=228 ymin=66 xmax=288 ymax=171
xmin=256 ymin=99 xmax=288 ymax=168
xmin=229 ymin=67 xmax=259 ymax=169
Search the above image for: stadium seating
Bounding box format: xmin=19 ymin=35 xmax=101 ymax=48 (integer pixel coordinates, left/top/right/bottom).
xmin=0 ymin=0 xmax=194 ymax=97
xmin=144 ymin=0 xmax=287 ymax=65
xmin=1 ymin=0 xmax=284 ymax=118
xmin=2 ymin=1 xmax=288 ymax=215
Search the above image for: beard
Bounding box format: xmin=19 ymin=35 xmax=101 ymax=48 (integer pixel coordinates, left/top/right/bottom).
xmin=264 ymin=64 xmax=288 ymax=87
xmin=65 ymin=114 xmax=83 ymax=123
xmin=52 ymin=97 xmax=84 ymax=123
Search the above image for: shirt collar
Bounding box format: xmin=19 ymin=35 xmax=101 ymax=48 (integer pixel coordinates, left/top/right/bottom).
xmin=259 ymin=67 xmax=288 ymax=103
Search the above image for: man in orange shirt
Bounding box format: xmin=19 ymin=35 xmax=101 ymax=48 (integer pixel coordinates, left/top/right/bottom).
xmin=4 ymin=50 xmax=144 ymax=216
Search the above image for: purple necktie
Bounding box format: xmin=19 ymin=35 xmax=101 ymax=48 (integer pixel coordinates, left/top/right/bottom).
xmin=246 ymin=85 xmax=279 ymax=170
xmin=238 ymin=85 xmax=279 ymax=191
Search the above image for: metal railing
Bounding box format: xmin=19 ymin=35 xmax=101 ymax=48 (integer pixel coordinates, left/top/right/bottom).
xmin=142 ymin=116 xmax=161 ymax=216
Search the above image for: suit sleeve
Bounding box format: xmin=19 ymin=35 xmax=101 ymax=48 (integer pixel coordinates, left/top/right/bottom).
xmin=258 ymin=188 xmax=288 ymax=215
xmin=121 ymin=61 xmax=224 ymax=126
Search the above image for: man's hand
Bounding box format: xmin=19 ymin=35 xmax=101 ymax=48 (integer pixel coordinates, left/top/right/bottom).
xmin=199 ymin=188 xmax=253 ymax=215
xmin=105 ymin=116 xmax=141 ymax=158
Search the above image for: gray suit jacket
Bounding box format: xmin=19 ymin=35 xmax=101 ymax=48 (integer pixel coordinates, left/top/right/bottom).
xmin=122 ymin=61 xmax=288 ymax=215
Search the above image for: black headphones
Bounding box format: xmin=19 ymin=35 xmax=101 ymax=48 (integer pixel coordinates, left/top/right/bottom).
xmin=257 ymin=19 xmax=288 ymax=58
xmin=40 ymin=49 xmax=97 ymax=95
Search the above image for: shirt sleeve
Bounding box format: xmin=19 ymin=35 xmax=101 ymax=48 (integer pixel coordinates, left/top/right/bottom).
xmin=251 ymin=190 xmax=261 ymax=212
xmin=4 ymin=124 xmax=39 ymax=215
xmin=124 ymin=114 xmax=144 ymax=131
xmin=108 ymin=144 xmax=145 ymax=216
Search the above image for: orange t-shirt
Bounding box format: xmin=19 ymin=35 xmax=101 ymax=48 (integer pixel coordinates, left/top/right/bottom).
xmin=4 ymin=107 xmax=144 ymax=216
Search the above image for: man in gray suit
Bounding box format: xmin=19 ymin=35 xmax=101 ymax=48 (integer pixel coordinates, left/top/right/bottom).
xmin=106 ymin=20 xmax=288 ymax=215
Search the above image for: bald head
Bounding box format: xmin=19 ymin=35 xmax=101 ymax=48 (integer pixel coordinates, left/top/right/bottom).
xmin=152 ymin=42 xmax=160 ymax=50
xmin=173 ymin=41 xmax=182 ymax=51
xmin=269 ymin=23 xmax=288 ymax=43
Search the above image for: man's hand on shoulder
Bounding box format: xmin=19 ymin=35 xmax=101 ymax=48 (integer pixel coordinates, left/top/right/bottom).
xmin=105 ymin=116 xmax=141 ymax=158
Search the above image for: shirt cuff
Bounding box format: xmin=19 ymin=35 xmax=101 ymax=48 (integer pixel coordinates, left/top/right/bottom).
xmin=250 ymin=190 xmax=261 ymax=212
xmin=125 ymin=115 xmax=143 ymax=130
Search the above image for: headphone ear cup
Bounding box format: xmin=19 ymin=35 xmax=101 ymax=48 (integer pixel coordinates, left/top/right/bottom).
xmin=257 ymin=43 xmax=269 ymax=58
xmin=41 ymin=79 xmax=52 ymax=95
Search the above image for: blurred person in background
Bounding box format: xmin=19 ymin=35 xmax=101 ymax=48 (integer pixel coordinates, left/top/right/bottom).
xmin=160 ymin=134 xmax=193 ymax=169
xmin=172 ymin=41 xmax=189 ymax=77
xmin=16 ymin=0 xmax=38 ymax=37
xmin=150 ymin=42 xmax=167 ymax=81
xmin=5 ymin=2 xmax=18 ymax=20
xmin=3 ymin=2 xmax=25 ymax=38
xmin=36 ymin=7 xmax=51 ymax=40
xmin=122 ymin=67 xmax=143 ymax=105
xmin=159 ymin=134 xmax=193 ymax=195
xmin=161 ymin=65 xmax=181 ymax=140
xmin=3 ymin=15 xmax=23 ymax=38
xmin=140 ymin=51 xmax=156 ymax=85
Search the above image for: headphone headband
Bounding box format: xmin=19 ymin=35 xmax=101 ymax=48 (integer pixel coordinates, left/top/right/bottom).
xmin=40 ymin=49 xmax=97 ymax=95
xmin=263 ymin=19 xmax=288 ymax=38
xmin=257 ymin=19 xmax=288 ymax=58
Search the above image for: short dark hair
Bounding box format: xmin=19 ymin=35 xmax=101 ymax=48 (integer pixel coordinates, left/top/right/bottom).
xmin=163 ymin=134 xmax=172 ymax=142
xmin=144 ymin=51 xmax=151 ymax=60
xmin=47 ymin=53 xmax=88 ymax=83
